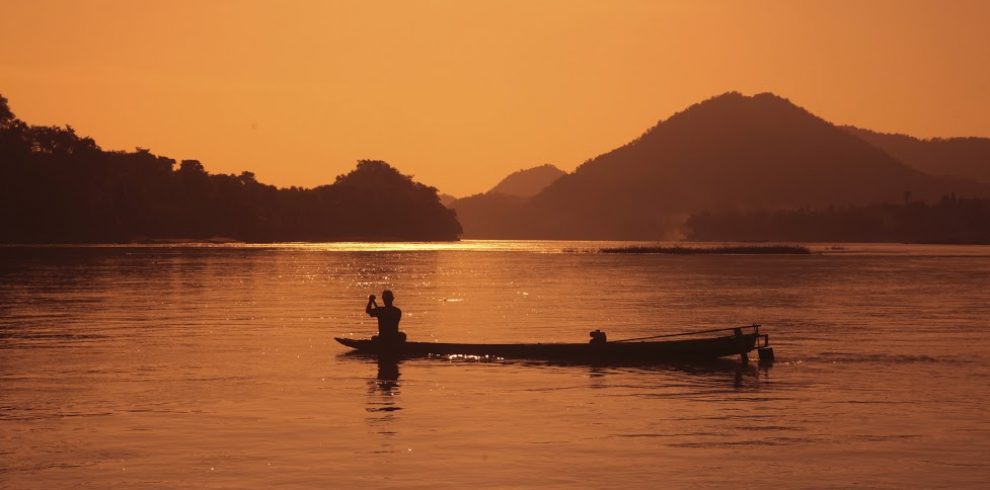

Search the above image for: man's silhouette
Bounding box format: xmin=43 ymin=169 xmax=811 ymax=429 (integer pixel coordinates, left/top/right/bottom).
xmin=366 ymin=290 xmax=405 ymax=343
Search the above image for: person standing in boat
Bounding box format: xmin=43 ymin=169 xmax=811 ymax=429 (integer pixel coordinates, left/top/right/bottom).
xmin=366 ymin=290 xmax=406 ymax=343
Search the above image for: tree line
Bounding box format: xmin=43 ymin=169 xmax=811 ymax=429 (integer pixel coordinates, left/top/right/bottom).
xmin=0 ymin=95 xmax=461 ymax=243
xmin=686 ymin=195 xmax=990 ymax=244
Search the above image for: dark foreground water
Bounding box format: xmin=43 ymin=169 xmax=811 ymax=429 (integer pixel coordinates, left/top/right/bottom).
xmin=1 ymin=242 xmax=989 ymax=489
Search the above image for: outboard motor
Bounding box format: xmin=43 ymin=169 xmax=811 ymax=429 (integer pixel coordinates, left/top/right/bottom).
xmin=589 ymin=329 xmax=607 ymax=345
xmin=758 ymin=346 xmax=775 ymax=363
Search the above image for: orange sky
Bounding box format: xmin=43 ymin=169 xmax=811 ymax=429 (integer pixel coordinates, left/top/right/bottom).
xmin=1 ymin=0 xmax=988 ymax=195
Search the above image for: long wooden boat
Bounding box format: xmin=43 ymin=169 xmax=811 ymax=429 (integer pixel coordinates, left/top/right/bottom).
xmin=335 ymin=325 xmax=773 ymax=364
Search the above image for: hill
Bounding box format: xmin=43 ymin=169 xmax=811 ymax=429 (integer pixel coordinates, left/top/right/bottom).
xmin=438 ymin=193 xmax=458 ymax=207
xmin=0 ymin=94 xmax=461 ymax=243
xmin=488 ymin=164 xmax=565 ymax=198
xmin=448 ymin=164 xmax=565 ymax=236
xmin=448 ymin=192 xmax=527 ymax=237
xmin=489 ymin=92 xmax=987 ymax=239
xmin=844 ymin=127 xmax=990 ymax=184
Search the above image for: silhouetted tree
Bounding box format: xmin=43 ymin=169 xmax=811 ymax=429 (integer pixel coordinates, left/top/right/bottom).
xmin=0 ymin=94 xmax=461 ymax=243
xmin=686 ymin=197 xmax=990 ymax=244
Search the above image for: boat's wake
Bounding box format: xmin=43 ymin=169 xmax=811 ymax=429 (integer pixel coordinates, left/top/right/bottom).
xmin=793 ymin=352 xmax=972 ymax=365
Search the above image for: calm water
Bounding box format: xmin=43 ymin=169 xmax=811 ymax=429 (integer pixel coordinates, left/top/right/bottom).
xmin=2 ymin=241 xmax=989 ymax=488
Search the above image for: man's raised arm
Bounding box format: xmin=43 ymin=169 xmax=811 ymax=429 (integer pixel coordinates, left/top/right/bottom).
xmin=366 ymin=294 xmax=377 ymax=316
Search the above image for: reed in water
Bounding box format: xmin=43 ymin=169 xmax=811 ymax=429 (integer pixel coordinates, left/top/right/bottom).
xmin=600 ymin=244 xmax=812 ymax=254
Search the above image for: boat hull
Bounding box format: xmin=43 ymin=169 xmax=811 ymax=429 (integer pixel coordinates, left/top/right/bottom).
xmin=334 ymin=333 xmax=760 ymax=363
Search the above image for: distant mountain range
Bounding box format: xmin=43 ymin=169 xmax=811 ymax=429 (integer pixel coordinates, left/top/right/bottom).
xmin=448 ymin=164 xmax=564 ymax=236
xmin=5 ymin=89 xmax=988 ymax=243
xmin=487 ymin=164 xmax=565 ymax=198
xmin=843 ymin=126 xmax=990 ymax=184
xmin=451 ymin=92 xmax=989 ymax=239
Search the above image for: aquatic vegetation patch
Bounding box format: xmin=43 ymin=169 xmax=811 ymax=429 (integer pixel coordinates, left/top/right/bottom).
xmin=600 ymin=244 xmax=812 ymax=254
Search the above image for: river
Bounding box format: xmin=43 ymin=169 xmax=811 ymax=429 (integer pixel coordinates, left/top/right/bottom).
xmin=1 ymin=241 xmax=989 ymax=488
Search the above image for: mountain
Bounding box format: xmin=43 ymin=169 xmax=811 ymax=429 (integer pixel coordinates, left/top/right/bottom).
xmin=448 ymin=164 xmax=564 ymax=236
xmin=448 ymin=192 xmax=527 ymax=237
xmin=844 ymin=127 xmax=990 ymax=184
xmin=438 ymin=193 xmax=458 ymax=207
xmin=484 ymin=92 xmax=988 ymax=239
xmin=488 ymin=164 xmax=565 ymax=198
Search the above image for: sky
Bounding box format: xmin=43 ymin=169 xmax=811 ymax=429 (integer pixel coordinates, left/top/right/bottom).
xmin=1 ymin=0 xmax=988 ymax=196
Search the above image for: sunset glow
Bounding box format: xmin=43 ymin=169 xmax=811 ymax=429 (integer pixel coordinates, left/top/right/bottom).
xmin=2 ymin=0 xmax=988 ymax=195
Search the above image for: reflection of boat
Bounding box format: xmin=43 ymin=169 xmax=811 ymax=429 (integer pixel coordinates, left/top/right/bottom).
xmin=335 ymin=325 xmax=773 ymax=364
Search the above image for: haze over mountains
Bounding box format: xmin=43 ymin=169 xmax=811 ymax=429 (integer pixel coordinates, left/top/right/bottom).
xmin=451 ymin=92 xmax=990 ymax=239
xmin=843 ymin=126 xmax=990 ymax=184
xmin=487 ymin=164 xmax=566 ymax=198
xmin=448 ymin=164 xmax=565 ymax=236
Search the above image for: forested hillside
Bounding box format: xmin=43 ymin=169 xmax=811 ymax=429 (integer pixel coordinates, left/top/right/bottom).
xmin=0 ymin=95 xmax=461 ymax=243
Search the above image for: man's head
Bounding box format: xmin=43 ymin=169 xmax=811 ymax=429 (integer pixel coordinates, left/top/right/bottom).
xmin=381 ymin=290 xmax=395 ymax=306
